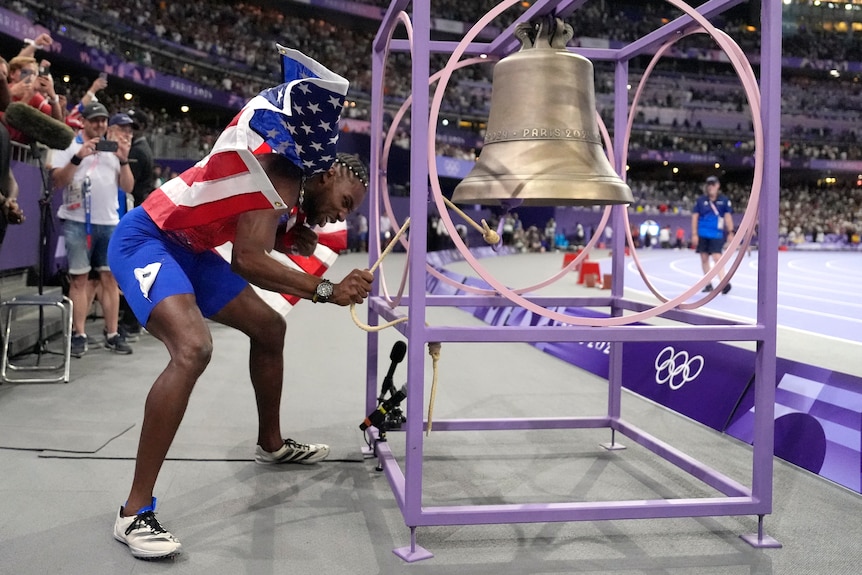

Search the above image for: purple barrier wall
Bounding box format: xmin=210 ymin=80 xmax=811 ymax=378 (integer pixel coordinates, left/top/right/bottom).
xmin=427 ymin=256 xmax=862 ymax=494
xmin=1 ymin=162 xmax=50 ymax=273
xmin=727 ymin=363 xmax=862 ymax=492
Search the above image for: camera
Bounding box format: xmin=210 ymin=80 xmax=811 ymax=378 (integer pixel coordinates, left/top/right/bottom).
xmin=360 ymin=385 xmax=406 ymax=432
xmin=384 ymin=404 xmax=406 ymax=430
xmin=95 ymin=140 xmax=118 ymax=153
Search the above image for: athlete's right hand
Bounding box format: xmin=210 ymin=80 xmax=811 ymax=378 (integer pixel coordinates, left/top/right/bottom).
xmin=333 ymin=269 xmax=373 ymax=306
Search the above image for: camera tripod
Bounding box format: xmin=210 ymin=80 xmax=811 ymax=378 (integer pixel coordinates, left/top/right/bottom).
xmin=0 ymin=144 xmax=72 ymax=383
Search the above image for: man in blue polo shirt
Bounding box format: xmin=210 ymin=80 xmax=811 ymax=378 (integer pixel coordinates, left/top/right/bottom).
xmin=691 ymin=175 xmax=735 ymax=294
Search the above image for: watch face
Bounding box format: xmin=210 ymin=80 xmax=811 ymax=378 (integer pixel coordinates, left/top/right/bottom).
xmin=316 ymin=280 xmax=334 ymax=300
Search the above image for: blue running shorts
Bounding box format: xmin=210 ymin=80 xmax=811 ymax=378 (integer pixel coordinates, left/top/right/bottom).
xmin=696 ymin=236 xmax=726 ymax=255
xmin=108 ymin=206 xmax=248 ymax=327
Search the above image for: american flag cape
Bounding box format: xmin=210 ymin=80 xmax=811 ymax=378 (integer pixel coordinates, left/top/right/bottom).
xmin=214 ymin=216 xmax=347 ymax=316
xmin=145 ymin=45 xmax=350 ymax=316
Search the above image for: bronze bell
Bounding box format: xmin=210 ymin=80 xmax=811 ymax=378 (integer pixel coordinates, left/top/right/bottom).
xmin=452 ymin=18 xmax=633 ymax=207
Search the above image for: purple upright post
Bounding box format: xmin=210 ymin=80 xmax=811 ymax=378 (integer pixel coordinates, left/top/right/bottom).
xmin=610 ymin=58 xmax=630 ymax=302
xmin=741 ymin=0 xmax=782 ymax=549
xmin=366 ymin=25 xmax=387 ymax=438
xmin=601 ymin=58 xmax=631 ymax=450
xmin=392 ymin=0 xmax=434 ymax=563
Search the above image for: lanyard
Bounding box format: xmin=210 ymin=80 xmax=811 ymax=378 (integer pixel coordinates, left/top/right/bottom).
xmin=82 ymin=176 xmax=92 ymax=249
xmin=708 ymin=200 xmax=720 ymax=216
xmin=75 ymin=138 xmax=103 ymax=244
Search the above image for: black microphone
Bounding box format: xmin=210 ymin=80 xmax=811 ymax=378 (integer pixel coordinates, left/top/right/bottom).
xmin=360 ymin=385 xmax=407 ymax=431
xmin=4 ymin=102 xmax=75 ymax=150
xmin=381 ymin=340 xmax=407 ymax=396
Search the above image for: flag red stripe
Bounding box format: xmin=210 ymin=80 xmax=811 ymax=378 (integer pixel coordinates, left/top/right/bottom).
xmin=146 ymin=190 xmax=274 ymax=229
xmin=287 ymin=254 xmax=328 ymax=277
xmin=252 ymin=142 xmax=273 ymax=154
xmin=178 ymin=150 xmax=251 ymax=186
xmin=281 ymin=293 xmax=301 ymax=305
xmin=316 ymin=230 xmax=347 ymax=252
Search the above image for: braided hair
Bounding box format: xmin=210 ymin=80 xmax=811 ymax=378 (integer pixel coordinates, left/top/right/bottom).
xmin=333 ymin=153 xmax=369 ymax=189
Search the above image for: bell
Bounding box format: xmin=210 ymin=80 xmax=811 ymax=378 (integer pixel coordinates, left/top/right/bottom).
xmin=452 ymin=19 xmax=633 ymax=207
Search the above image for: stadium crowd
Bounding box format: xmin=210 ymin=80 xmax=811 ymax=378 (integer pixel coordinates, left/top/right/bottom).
xmin=3 ymin=0 xmax=861 ymax=247
xmin=26 ymin=0 xmax=862 ymax=162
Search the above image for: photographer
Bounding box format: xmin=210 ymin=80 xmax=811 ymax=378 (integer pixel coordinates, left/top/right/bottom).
xmin=50 ymin=102 xmax=134 ymax=357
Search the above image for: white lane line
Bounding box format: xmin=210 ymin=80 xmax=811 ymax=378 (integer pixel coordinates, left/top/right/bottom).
xmin=788 ymin=257 xmax=862 ymax=277
xmin=824 ymin=259 xmax=862 ymax=277
xmin=652 ymin=257 xmax=860 ymax=302
xmin=624 ymin=286 xmax=862 ymax=346
xmin=625 ymin=263 xmax=862 ymax=319
xmin=623 ymin=251 xmax=862 ymax=342
xmin=747 ymin=257 xmax=861 ymax=289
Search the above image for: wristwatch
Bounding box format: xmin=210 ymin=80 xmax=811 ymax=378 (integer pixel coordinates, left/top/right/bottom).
xmin=312 ymin=279 xmax=334 ymax=303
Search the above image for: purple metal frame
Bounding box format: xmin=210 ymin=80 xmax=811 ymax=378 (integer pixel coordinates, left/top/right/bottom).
xmin=367 ymin=0 xmax=782 ymax=562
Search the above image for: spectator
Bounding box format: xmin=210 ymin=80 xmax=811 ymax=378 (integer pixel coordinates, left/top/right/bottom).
xmin=14 ymin=33 xmax=54 ymax=60
xmin=122 ymin=108 xmax=154 ymax=207
xmin=0 ymin=123 xmax=26 ymax=247
xmin=0 ymin=56 xmax=10 ymax=112
xmin=574 ymin=222 xmax=585 ymax=247
xmin=50 ymin=102 xmax=134 ymax=357
xmin=659 ymin=225 xmax=671 ymax=249
xmin=4 ymin=56 xmax=63 ymax=146
xmin=107 ymin=113 xmax=136 ymax=217
xmin=356 ymin=212 xmax=368 ymax=252
xmin=435 ymin=212 xmax=451 ymax=250
xmin=380 ymin=212 xmax=392 ymax=250
xmin=0 ymin=57 xmax=25 ymax=239
xmin=65 ymin=74 xmax=109 ymax=130
xmin=525 ymin=225 xmax=543 ymax=252
xmin=501 ymin=213 xmax=515 ymax=245
xmin=116 ymin=108 xmax=154 ymax=341
xmin=544 ymin=217 xmax=557 ymax=250
xmin=152 ymin=164 xmax=165 ymax=188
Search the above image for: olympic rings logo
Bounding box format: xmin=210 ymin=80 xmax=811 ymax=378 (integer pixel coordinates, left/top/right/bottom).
xmin=654 ymin=346 xmax=704 ymax=390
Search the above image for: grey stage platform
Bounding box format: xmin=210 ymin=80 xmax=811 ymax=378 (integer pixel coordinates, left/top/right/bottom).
xmin=0 ymin=252 xmax=860 ymax=574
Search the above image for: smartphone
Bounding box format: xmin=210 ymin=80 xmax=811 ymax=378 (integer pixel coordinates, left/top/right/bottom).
xmin=20 ymin=68 xmax=34 ymax=80
xmin=38 ymin=65 xmax=50 ymax=76
xmin=95 ymin=140 xmax=119 ymax=153
xmin=98 ymin=72 xmax=108 ymax=81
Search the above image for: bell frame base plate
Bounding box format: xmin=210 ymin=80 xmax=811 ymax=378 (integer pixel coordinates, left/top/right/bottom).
xmin=393 ymin=545 xmax=434 ymax=562
xmin=740 ymin=533 xmax=782 ymax=548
